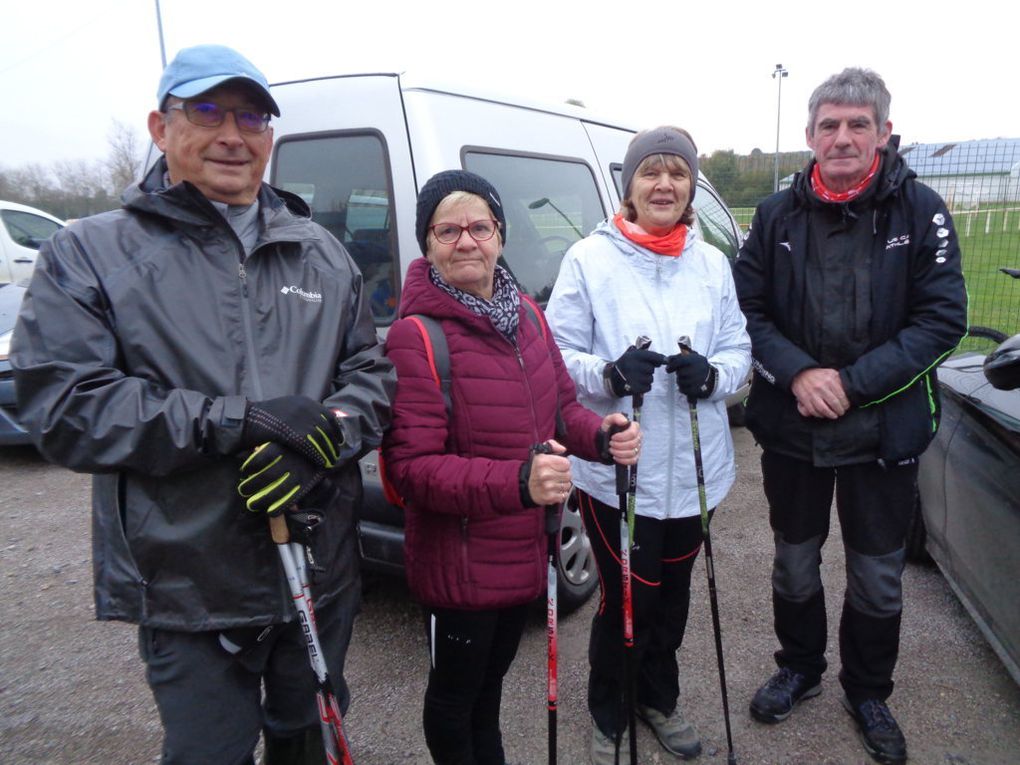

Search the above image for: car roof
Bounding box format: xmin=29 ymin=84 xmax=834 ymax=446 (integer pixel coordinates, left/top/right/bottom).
xmin=0 ymin=200 xmax=66 ymax=225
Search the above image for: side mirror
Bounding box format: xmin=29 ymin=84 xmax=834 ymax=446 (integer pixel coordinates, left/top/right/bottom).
xmin=983 ymin=334 xmax=1020 ymax=391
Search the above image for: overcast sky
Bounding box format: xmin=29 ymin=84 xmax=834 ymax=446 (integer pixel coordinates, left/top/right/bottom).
xmin=1 ymin=0 xmax=1014 ymax=172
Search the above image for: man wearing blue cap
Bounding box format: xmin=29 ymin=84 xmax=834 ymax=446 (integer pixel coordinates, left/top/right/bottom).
xmin=11 ymin=44 xmax=394 ymax=764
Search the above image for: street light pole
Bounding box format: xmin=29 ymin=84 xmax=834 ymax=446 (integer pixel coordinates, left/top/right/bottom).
xmin=155 ymin=0 xmax=167 ymax=68
xmin=772 ymin=64 xmax=788 ymax=193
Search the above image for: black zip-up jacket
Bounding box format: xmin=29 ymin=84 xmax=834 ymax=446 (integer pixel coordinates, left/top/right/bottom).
xmin=11 ymin=159 xmax=395 ymax=630
xmin=733 ymin=142 xmax=967 ymax=465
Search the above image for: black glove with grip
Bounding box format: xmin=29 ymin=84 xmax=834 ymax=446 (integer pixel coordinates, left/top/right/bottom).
xmin=665 ymin=351 xmax=718 ymax=400
xmin=604 ymin=348 xmax=666 ymax=398
xmin=243 ymin=395 xmax=345 ymax=469
xmin=237 ymin=442 xmax=325 ymax=516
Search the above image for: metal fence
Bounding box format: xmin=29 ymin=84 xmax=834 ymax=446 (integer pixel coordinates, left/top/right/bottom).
xmin=732 ymin=138 xmax=1020 ymax=346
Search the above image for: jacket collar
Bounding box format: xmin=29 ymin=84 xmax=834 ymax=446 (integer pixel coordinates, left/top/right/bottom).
xmin=122 ymin=156 xmax=313 ymax=239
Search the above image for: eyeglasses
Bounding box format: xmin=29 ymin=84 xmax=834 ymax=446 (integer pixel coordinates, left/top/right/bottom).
xmin=166 ymin=101 xmax=272 ymax=134
xmin=429 ymin=219 xmax=500 ymax=245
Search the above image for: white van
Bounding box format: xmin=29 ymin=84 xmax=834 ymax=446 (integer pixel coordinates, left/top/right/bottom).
xmin=0 ymin=201 xmax=65 ymax=284
xmin=265 ymin=73 xmax=745 ymax=608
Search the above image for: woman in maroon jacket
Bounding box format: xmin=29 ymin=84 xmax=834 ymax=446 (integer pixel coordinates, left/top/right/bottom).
xmin=383 ymin=170 xmax=640 ymax=765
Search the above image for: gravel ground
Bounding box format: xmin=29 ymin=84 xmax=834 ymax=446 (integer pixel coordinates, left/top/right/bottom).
xmin=2 ymin=427 xmax=1019 ymax=764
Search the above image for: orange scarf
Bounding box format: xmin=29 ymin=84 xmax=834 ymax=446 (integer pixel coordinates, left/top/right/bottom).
xmin=613 ymin=213 xmax=688 ymax=257
xmin=810 ymin=153 xmax=881 ymax=203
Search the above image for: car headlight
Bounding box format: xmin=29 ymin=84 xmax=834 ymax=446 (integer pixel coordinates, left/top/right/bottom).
xmin=0 ymin=330 xmax=12 ymax=361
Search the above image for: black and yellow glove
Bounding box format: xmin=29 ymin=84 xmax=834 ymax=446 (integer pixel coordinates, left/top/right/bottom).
xmin=238 ymin=442 xmax=325 ymax=516
xmin=242 ymin=396 xmax=346 ymax=469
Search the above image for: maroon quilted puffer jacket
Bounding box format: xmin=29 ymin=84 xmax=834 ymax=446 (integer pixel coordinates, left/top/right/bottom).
xmin=382 ymin=258 xmax=603 ymax=609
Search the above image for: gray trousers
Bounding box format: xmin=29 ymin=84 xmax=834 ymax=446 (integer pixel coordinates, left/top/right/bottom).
xmin=138 ymin=584 xmax=358 ymax=765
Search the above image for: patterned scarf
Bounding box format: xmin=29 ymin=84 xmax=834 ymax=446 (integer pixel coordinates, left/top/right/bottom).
xmin=810 ymin=153 xmax=881 ymax=203
xmin=613 ymin=213 xmax=688 ymax=257
xmin=429 ymin=264 xmax=521 ymax=342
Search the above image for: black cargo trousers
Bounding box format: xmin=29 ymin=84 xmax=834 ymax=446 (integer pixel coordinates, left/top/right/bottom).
xmin=761 ymin=449 xmax=918 ymax=704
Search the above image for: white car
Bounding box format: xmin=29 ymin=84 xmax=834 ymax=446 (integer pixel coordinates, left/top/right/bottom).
xmin=0 ymin=200 xmax=65 ymax=284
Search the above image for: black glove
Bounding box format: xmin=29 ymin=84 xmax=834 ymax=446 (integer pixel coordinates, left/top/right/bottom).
xmin=243 ymin=396 xmax=345 ymax=469
xmin=238 ymin=442 xmax=325 ymax=516
xmin=604 ymin=348 xmax=666 ymax=398
xmin=665 ymin=351 xmax=718 ymax=399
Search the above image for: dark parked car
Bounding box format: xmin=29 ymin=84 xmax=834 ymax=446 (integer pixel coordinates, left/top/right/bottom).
xmin=910 ymin=330 xmax=1020 ymax=685
xmin=0 ymin=282 xmax=30 ymax=446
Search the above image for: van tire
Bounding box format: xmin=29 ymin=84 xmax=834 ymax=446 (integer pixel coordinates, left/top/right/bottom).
xmin=556 ymin=492 xmax=598 ymax=613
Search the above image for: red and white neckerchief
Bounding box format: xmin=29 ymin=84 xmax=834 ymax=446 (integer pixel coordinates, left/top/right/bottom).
xmin=613 ymin=213 xmax=688 ymax=257
xmin=810 ymin=153 xmax=881 ymax=203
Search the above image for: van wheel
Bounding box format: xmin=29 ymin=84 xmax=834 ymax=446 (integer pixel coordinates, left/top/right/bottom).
xmin=556 ymin=492 xmax=598 ymax=613
xmin=905 ymin=490 xmax=931 ymax=564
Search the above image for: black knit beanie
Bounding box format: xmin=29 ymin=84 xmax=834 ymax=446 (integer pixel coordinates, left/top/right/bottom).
xmin=415 ymin=170 xmax=506 ymax=255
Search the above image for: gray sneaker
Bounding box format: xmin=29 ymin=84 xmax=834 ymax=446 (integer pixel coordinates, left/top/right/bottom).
xmin=590 ymin=724 xmax=631 ymax=765
xmin=636 ymin=703 xmax=702 ymax=759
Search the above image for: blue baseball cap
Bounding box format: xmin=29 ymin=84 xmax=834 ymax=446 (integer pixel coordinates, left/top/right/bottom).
xmin=157 ymin=44 xmax=280 ymax=116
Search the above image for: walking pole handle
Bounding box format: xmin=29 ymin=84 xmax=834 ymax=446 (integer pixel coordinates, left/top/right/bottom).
xmin=676 ymin=335 xmax=699 ymax=406
xmin=269 ymin=513 xmax=290 ymax=544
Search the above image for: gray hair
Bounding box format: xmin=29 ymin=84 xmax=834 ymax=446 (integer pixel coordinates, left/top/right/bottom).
xmin=807 ymin=67 xmax=891 ymax=136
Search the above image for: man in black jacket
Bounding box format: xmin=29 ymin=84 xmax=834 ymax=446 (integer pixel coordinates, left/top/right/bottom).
xmin=733 ymin=68 xmax=967 ymax=764
xmin=11 ymin=45 xmax=394 ymax=764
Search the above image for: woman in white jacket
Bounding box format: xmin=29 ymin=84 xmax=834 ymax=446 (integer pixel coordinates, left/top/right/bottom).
xmin=545 ymin=125 xmax=751 ymax=764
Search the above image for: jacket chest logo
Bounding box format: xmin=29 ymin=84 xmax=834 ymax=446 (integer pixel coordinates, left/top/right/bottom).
xmin=280 ymin=285 xmax=323 ymax=303
xmin=885 ymin=233 xmax=910 ymax=250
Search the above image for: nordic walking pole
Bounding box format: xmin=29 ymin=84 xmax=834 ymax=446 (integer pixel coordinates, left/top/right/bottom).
xmin=615 ymin=335 xmax=651 ymax=765
xmin=615 ymin=458 xmax=635 ymax=765
xmin=677 ymin=337 xmax=737 ymax=765
xmin=269 ymin=514 xmax=355 ymax=765
xmin=532 ymin=442 xmax=560 ymax=765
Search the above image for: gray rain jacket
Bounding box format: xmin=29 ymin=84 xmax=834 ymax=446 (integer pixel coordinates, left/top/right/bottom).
xmin=11 ymin=159 xmax=395 ymax=630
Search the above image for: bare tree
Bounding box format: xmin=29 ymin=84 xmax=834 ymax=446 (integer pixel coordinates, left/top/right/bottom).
xmin=106 ymin=119 xmax=143 ymax=194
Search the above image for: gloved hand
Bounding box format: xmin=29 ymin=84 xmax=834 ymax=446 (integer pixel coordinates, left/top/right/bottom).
xmin=665 ymin=351 xmax=718 ymax=400
xmin=243 ymin=396 xmax=345 ymax=469
xmin=604 ymin=347 xmax=666 ymax=398
xmin=238 ymin=442 xmax=325 ymax=516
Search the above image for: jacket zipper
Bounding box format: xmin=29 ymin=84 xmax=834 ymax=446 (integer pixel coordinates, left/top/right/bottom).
xmin=237 ymin=244 xmax=264 ymax=399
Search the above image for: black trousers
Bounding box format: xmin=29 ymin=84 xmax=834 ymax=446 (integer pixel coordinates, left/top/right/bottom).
xmin=577 ymin=489 xmax=704 ymax=737
xmin=761 ymin=450 xmax=917 ymax=704
xmin=421 ymin=603 xmax=529 ymax=765
xmin=138 ymin=584 xmax=358 ymax=765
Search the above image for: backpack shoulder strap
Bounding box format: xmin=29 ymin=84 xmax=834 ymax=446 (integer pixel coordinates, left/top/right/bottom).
xmin=406 ymin=314 xmax=452 ymax=417
xmin=520 ymin=294 xmax=547 ymax=340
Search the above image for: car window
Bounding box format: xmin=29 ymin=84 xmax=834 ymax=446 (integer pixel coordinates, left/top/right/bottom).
xmin=692 ymin=188 xmax=742 ymax=262
xmin=272 ymin=131 xmax=398 ymax=324
xmin=464 ymin=151 xmax=605 ymax=305
xmin=1 ymin=210 xmax=62 ymax=249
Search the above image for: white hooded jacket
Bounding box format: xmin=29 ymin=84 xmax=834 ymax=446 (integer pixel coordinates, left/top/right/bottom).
xmin=546 ymin=219 xmax=751 ymax=519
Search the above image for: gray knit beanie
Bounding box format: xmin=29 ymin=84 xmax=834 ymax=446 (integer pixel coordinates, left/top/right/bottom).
xmin=415 ymin=170 xmax=506 ymax=255
xmin=620 ymin=127 xmax=699 ymax=202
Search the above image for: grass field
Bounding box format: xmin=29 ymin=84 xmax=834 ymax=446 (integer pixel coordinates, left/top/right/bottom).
xmin=729 ymin=205 xmax=1020 ymax=350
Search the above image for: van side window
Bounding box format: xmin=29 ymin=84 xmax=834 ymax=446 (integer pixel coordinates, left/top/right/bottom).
xmin=273 ymin=133 xmax=398 ymax=323
xmin=465 ymin=152 xmax=604 ymax=305
xmin=692 ymin=189 xmax=742 ymax=262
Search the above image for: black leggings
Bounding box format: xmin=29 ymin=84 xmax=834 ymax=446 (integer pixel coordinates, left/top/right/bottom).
xmin=577 ymin=489 xmax=705 ymax=737
xmin=421 ymin=603 xmax=529 ymax=765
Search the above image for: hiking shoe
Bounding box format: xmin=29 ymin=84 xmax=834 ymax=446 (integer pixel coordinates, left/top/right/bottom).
xmin=749 ymin=667 xmax=822 ymax=723
xmin=590 ymin=724 xmax=630 ymax=765
xmin=637 ymin=703 xmax=702 ymax=759
xmin=842 ymin=696 xmax=907 ymax=764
